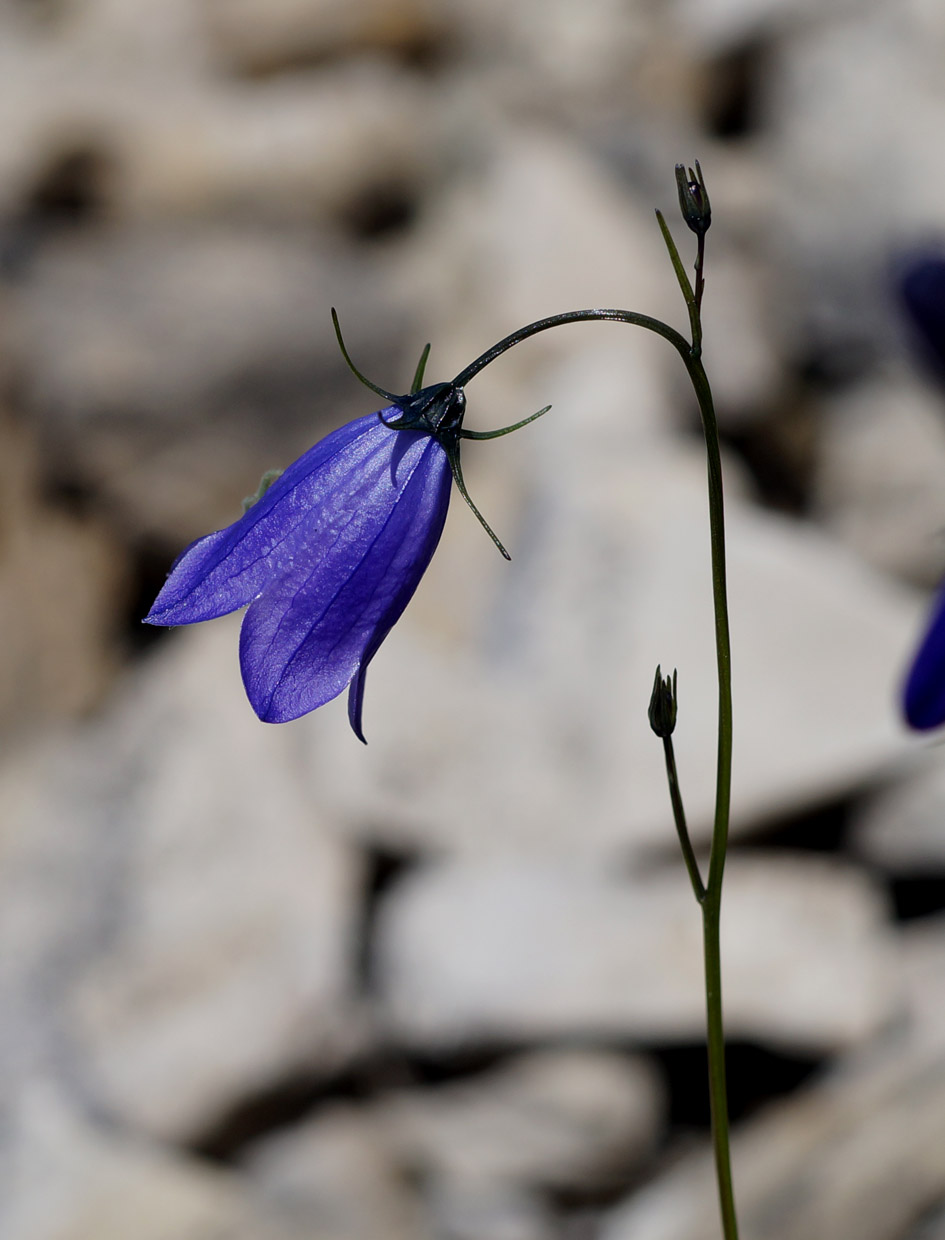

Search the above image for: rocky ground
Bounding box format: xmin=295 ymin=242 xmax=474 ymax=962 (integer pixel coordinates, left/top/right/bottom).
xmin=2 ymin=0 xmax=945 ymax=1237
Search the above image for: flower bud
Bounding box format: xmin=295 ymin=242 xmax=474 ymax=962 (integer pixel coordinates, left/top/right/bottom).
xmin=675 ymin=161 xmax=711 ymax=236
xmin=648 ymin=665 xmax=678 ymax=738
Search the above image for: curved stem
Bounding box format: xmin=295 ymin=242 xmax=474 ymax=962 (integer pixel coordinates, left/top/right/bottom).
xmin=454 ymin=314 xmax=732 ymax=889
xmin=661 ymin=732 xmax=706 ymax=903
xmin=452 ymin=309 xmax=691 ymax=387
xmin=453 ymin=292 xmax=737 ymax=1240
xmin=452 ymin=213 xmax=737 ymax=1240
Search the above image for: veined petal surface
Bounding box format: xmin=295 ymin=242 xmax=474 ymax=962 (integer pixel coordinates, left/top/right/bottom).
xmin=145 ymin=410 xmax=404 ymax=625
xmin=239 ymin=429 xmax=451 ymax=723
xmin=145 ymin=402 xmax=456 ymax=736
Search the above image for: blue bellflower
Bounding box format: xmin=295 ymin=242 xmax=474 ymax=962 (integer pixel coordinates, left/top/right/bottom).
xmin=898 ymin=251 xmax=945 ymax=728
xmin=903 ymin=587 xmax=945 ymax=729
xmin=146 ymin=392 xmax=458 ymax=739
xmin=899 ymin=251 xmax=945 ymax=384
xmin=146 ymin=315 xmax=551 ymax=740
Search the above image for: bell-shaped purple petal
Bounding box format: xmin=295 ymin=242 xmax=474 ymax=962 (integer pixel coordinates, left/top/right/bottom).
xmin=145 ymin=409 xmax=452 ymax=736
xmin=239 ymin=431 xmax=450 ymax=728
xmin=147 ymin=412 xmax=399 ymax=624
xmin=903 ymin=582 xmax=945 ymax=730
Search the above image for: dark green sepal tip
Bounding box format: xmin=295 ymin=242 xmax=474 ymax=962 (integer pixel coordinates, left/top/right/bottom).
xmin=675 ymin=161 xmax=711 ymax=235
xmin=648 ymin=664 xmax=678 ymax=738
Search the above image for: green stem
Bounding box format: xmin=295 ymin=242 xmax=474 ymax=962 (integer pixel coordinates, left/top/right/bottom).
xmin=703 ymin=888 xmax=738 ymax=1240
xmin=681 ymin=344 xmax=738 ymax=1240
xmin=682 ymin=354 xmax=733 ymax=897
xmin=451 ymin=309 xmax=691 ymax=387
xmin=694 ymin=231 xmax=706 ymax=321
xmin=654 ymin=207 xmax=737 ymax=1240
xmin=452 ymin=214 xmax=737 ymax=1240
xmin=661 ymin=733 xmax=705 ymax=903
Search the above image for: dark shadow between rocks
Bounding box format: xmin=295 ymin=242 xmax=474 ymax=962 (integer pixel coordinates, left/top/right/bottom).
xmin=650 ymin=1039 xmax=826 ymax=1132
xmin=701 ymin=37 xmax=774 ymax=141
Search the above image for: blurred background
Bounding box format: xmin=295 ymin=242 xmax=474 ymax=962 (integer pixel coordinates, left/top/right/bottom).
xmin=3 ymin=0 xmax=945 ymax=1237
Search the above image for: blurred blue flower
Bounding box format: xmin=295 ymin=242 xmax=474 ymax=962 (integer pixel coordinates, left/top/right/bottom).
xmin=146 ymin=385 xmax=461 ymax=740
xmin=898 ymin=251 xmax=945 ymax=728
xmin=899 ymin=251 xmax=945 ymax=382
xmin=903 ymin=586 xmax=945 ymax=729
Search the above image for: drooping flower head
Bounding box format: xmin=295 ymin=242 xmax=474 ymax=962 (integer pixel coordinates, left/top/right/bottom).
xmin=145 ymin=313 xmax=549 ymax=740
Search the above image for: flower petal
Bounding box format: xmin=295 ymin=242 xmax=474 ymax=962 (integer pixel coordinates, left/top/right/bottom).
xmin=239 ymin=430 xmax=451 ymax=725
xmin=145 ymin=410 xmax=402 ymax=625
xmin=900 ymin=252 xmax=945 ymax=382
xmin=904 ymin=583 xmax=945 ymax=729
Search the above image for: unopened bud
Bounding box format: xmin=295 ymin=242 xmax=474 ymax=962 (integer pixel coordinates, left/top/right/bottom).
xmin=648 ymin=665 xmax=678 ymax=738
xmin=675 ymin=161 xmax=711 ymax=236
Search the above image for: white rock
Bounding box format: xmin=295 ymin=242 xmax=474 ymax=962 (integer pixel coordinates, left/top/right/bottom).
xmin=668 ymin=0 xmax=831 ymax=55
xmin=0 ymin=410 xmax=120 ymax=737
xmin=423 ymin=1178 xmax=554 ymax=1240
xmin=851 ymin=753 xmax=945 ymax=871
xmin=378 ymin=1049 xmax=664 ymax=1192
xmin=599 ymin=922 xmax=945 ymax=1240
xmin=812 ymin=372 xmax=945 ymax=586
xmin=376 ymin=854 xmax=896 ymax=1051
xmin=243 ymin=1104 xmax=431 ymax=1240
xmin=202 ymin=0 xmax=440 ymax=72
xmin=0 ymin=619 xmax=366 ymax=1143
xmin=0 ymin=1080 xmax=305 ymax=1240
xmin=765 ymin=2 xmax=945 ymax=357
xmin=0 ymin=2 xmax=205 ymax=220
xmin=396 ymin=127 xmax=682 ymax=419
xmin=898 ymin=913 xmax=945 ymax=1039
xmin=697 ymin=243 xmax=785 ymax=428
xmin=16 ymin=223 xmax=406 ymax=540
xmin=435 ymin=0 xmax=651 ymax=121
xmin=911 ymin=1203 xmax=945 ymax=1240
xmin=0 ymin=12 xmax=432 ymax=223
xmin=113 ymin=63 xmax=433 ymax=224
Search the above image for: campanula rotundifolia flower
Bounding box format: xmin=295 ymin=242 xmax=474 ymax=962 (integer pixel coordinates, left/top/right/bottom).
xmin=146 ymin=314 xmax=550 ymax=740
